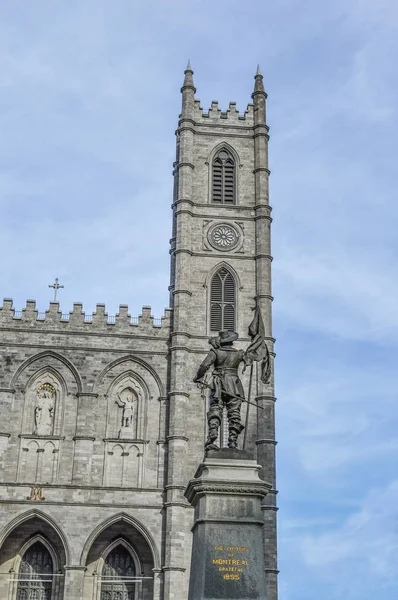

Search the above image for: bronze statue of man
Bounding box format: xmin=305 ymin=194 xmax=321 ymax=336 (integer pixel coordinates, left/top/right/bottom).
xmin=193 ymin=309 xmax=271 ymax=451
xmin=194 ymin=331 xmax=246 ymax=449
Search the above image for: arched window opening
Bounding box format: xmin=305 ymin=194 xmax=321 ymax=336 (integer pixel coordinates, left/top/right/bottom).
xmin=210 ymin=268 xmax=236 ymax=332
xmin=101 ymin=544 xmax=136 ymax=600
xmin=16 ymin=541 xmax=53 ymax=600
xmin=212 ymin=149 xmax=236 ymax=204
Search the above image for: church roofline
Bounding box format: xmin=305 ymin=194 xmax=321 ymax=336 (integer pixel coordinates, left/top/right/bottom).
xmin=0 ymin=299 xmax=172 ymax=332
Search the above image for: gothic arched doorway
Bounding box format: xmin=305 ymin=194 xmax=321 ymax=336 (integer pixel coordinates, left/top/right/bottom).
xmin=16 ymin=541 xmax=53 ymax=600
xmin=82 ymin=515 xmax=158 ymax=600
xmin=100 ymin=542 xmax=137 ymax=600
xmin=0 ymin=513 xmax=67 ymax=600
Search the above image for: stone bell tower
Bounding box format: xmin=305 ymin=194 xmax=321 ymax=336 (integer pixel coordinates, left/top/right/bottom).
xmin=165 ymin=63 xmax=278 ymax=600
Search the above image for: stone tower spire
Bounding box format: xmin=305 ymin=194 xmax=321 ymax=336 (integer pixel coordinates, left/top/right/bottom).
xmin=181 ymin=60 xmax=196 ymax=118
xmin=252 ymin=63 xmax=267 ymax=121
xmin=182 ymin=59 xmax=194 ymax=88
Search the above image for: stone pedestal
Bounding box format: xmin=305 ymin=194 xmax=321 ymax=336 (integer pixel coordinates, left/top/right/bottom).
xmin=119 ymin=426 xmax=135 ymax=439
xmin=185 ymin=449 xmax=271 ymax=600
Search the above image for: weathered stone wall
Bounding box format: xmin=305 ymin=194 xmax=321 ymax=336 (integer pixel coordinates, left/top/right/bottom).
xmin=0 ymin=302 xmax=169 ymax=600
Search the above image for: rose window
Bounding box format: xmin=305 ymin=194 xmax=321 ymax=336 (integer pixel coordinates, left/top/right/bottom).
xmin=209 ymin=224 xmax=239 ymax=251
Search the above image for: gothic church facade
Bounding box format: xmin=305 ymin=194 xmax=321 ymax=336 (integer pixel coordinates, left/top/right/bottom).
xmin=0 ymin=65 xmax=277 ymax=600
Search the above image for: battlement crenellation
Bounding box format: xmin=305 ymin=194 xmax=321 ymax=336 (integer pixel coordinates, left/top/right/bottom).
xmin=0 ymin=298 xmax=172 ymax=333
xmin=191 ymin=99 xmax=254 ymax=123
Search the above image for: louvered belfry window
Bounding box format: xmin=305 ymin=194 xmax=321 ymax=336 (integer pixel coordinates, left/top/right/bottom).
xmin=212 ymin=149 xmax=236 ymax=204
xmin=210 ymin=267 xmax=236 ymax=332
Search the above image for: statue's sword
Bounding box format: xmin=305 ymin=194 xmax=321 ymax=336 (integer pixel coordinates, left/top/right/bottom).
xmin=196 ymin=380 xmax=264 ymax=410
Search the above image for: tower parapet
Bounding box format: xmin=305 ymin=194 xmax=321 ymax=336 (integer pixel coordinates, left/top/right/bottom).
xmin=193 ymin=99 xmax=254 ymax=122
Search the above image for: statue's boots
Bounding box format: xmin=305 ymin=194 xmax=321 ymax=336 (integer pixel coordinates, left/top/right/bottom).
xmin=205 ymin=407 xmax=222 ymax=449
xmin=205 ymin=426 xmax=219 ymax=449
xmin=228 ymin=422 xmax=245 ymax=449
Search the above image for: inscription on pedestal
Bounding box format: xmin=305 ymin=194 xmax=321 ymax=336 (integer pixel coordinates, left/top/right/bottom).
xmin=190 ymin=523 xmax=265 ymax=599
xmin=211 ymin=544 xmax=249 ymax=582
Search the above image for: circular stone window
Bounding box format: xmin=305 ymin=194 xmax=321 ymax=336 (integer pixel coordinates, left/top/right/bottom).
xmin=218 ymin=150 xmax=230 ymax=160
xmin=208 ymin=223 xmax=240 ymax=252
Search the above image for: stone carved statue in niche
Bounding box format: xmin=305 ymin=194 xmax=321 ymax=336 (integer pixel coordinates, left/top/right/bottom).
xmin=34 ymin=384 xmax=56 ymax=436
xmin=115 ymin=388 xmax=136 ymax=439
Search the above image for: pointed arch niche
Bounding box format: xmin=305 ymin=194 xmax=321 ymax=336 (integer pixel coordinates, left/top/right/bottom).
xmin=11 ymin=352 xmax=80 ymax=485
xmin=103 ymin=372 xmax=148 ymax=488
xmin=18 ymin=369 xmax=66 ymax=484
xmin=96 ymin=356 xmax=163 ymax=489
xmin=24 ymin=369 xmax=66 ymax=437
xmin=106 ymin=374 xmax=145 ymax=441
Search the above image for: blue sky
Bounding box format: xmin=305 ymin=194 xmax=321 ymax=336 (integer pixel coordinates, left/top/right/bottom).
xmin=1 ymin=1 xmax=397 ymax=598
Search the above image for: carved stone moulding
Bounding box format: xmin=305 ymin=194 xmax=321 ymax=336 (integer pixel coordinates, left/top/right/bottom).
xmin=185 ymin=480 xmax=271 ymax=504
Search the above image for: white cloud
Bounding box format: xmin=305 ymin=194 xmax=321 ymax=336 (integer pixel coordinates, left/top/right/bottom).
xmin=301 ymin=481 xmax=398 ymax=593
xmin=275 ymin=349 xmax=397 ymax=546
xmin=279 ymin=481 xmax=398 ymax=599
xmin=274 ymin=246 xmax=398 ymax=342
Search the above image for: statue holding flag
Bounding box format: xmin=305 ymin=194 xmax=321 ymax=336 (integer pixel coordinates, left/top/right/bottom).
xmin=193 ymin=307 xmax=271 ymax=450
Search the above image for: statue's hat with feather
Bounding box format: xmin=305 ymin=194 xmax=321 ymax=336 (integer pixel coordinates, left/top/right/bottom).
xmin=218 ymin=330 xmax=238 ymax=345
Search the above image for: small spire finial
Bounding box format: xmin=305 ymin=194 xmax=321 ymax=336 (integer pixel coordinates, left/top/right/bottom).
xmin=252 ymin=62 xmax=265 ymax=98
xmin=181 ymin=59 xmax=196 ymax=93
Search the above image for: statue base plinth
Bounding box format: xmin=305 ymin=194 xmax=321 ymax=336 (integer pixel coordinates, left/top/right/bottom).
xmin=118 ymin=427 xmax=135 ymax=439
xmin=185 ymin=455 xmax=271 ymax=600
xmin=205 ymin=447 xmax=255 ymax=461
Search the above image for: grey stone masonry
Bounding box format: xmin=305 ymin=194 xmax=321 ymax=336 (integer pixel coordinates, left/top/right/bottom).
xmin=0 ymin=301 xmax=169 ymax=600
xmin=167 ymin=63 xmax=278 ymax=600
xmin=0 ymin=64 xmax=278 ymax=600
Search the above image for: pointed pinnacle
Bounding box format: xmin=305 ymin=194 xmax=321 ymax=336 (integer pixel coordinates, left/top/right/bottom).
xmin=252 ymin=63 xmax=266 ymax=98
xmin=181 ymin=60 xmax=196 ymax=93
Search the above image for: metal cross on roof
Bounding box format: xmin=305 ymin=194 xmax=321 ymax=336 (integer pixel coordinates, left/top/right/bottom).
xmin=48 ymin=277 xmax=64 ymax=302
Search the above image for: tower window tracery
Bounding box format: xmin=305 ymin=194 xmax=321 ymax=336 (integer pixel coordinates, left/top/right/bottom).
xmin=212 ymin=149 xmax=236 ymax=204
xmin=210 ymin=267 xmax=236 ymax=332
